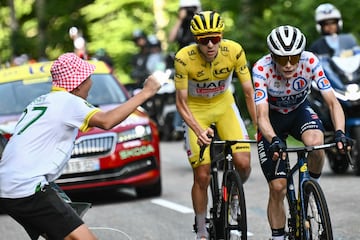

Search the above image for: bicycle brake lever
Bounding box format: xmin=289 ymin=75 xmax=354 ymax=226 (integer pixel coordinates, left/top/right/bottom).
xmin=199 ymin=144 xmax=207 ymax=162
xmin=199 ymin=134 xmax=214 ymax=162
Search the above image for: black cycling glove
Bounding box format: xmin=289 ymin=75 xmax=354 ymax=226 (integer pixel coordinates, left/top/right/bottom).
xmin=268 ymin=136 xmax=287 ymax=159
xmin=334 ymin=130 xmax=353 ymax=150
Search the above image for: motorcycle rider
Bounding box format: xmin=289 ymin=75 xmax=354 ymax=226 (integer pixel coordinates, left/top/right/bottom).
xmin=309 ymin=3 xmax=358 ymax=57
xmin=309 ymin=3 xmax=360 ymax=175
xmin=130 ymin=29 xmax=150 ymax=88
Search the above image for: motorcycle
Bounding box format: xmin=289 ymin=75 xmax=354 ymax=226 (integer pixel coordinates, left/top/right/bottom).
xmin=129 ymin=67 xmax=178 ymax=141
xmin=309 ymin=39 xmax=360 ymax=175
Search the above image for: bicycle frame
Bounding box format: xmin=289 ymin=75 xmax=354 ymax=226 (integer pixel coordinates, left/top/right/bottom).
xmin=205 ymin=135 xmax=256 ymax=239
xmin=285 ymin=149 xmax=311 ymax=239
xmin=282 ymin=142 xmax=346 ymax=240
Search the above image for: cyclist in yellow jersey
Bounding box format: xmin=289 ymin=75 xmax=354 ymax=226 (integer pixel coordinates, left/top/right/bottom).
xmin=174 ymin=11 xmax=257 ymax=240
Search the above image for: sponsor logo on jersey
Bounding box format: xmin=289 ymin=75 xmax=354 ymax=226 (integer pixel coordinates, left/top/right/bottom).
xmin=196 ymin=71 xmax=205 ymax=78
xmin=220 ymin=45 xmax=229 ymax=53
xmin=175 ymin=73 xmax=184 ymax=79
xmin=213 ymin=67 xmax=231 ymax=76
xmin=292 ymin=77 xmax=308 ymax=91
xmin=254 ymin=89 xmax=266 ymax=102
xmin=317 ymin=77 xmax=331 ymax=90
xmin=174 ymin=57 xmax=186 ymax=66
xmin=196 ymin=80 xmax=226 ymax=94
xmin=272 ymin=90 xmax=308 ymax=108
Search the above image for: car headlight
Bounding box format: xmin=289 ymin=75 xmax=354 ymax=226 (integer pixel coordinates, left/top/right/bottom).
xmin=117 ymin=125 xmax=152 ymax=142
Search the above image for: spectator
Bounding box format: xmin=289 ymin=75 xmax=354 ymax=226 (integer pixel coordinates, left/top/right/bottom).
xmin=69 ymin=26 xmax=88 ymax=60
xmin=168 ymin=0 xmax=202 ymax=49
xmin=0 ymin=52 xmax=167 ymax=240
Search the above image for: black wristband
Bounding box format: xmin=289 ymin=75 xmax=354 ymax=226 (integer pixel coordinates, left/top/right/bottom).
xmin=272 ymin=136 xmax=280 ymax=143
xmin=335 ymin=130 xmax=345 ymax=137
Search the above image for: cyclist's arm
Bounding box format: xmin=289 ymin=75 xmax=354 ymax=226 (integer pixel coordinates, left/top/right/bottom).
xmin=256 ymin=102 xmax=277 ymax=143
xmin=321 ymin=90 xmax=345 ymax=132
xmin=176 ymin=89 xmax=212 ymax=145
xmin=233 ymin=43 xmax=257 ymax=128
xmin=240 ymin=79 xmax=257 ymax=128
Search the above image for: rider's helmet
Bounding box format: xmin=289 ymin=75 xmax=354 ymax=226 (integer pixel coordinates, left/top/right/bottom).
xmin=190 ymin=11 xmax=225 ymax=36
xmin=147 ymin=34 xmax=162 ymax=49
xmin=132 ymin=29 xmax=147 ymax=42
xmin=267 ymin=25 xmax=306 ymax=56
xmin=315 ymin=3 xmax=343 ymax=34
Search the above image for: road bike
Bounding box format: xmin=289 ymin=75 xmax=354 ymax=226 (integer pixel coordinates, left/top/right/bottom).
xmin=193 ymin=124 xmax=256 ymax=240
xmin=279 ymin=142 xmax=352 ymax=240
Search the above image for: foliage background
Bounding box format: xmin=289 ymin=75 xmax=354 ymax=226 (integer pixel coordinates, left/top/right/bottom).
xmin=1 ymin=0 xmax=359 ymax=85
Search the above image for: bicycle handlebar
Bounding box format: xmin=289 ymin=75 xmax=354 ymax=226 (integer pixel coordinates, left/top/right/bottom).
xmin=283 ymin=143 xmax=337 ymax=153
xmin=274 ymin=142 xmax=354 ymax=174
xmin=199 ymin=139 xmax=257 ymax=161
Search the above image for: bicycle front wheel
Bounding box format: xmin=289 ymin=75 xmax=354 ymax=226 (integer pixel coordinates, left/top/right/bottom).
xmin=223 ymin=170 xmax=247 ymax=240
xmin=302 ymin=180 xmax=333 ymax=240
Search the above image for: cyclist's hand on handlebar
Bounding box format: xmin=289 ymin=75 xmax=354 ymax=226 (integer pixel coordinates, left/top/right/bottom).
xmin=268 ymin=136 xmax=287 ymax=161
xmin=197 ymin=127 xmax=214 ymax=147
xmin=334 ymin=130 xmax=353 ymax=153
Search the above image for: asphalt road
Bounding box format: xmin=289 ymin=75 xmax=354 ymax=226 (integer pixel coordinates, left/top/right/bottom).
xmin=0 ymin=141 xmax=359 ymax=239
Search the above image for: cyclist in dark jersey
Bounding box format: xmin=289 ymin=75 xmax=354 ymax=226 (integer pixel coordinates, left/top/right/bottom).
xmin=252 ymin=25 xmax=353 ymax=240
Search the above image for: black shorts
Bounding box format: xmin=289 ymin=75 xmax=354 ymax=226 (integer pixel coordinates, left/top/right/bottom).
xmin=257 ymin=101 xmax=325 ymax=182
xmin=0 ymin=185 xmax=83 ymax=240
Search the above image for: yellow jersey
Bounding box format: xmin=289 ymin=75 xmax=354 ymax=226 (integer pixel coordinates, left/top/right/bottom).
xmin=174 ymin=39 xmax=251 ymax=101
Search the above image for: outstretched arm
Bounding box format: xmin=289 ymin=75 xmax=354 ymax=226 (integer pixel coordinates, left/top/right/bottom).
xmin=89 ymin=74 xmax=162 ymax=129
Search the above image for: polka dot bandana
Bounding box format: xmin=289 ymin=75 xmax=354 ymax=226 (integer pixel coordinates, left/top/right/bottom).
xmin=50 ymin=53 xmax=96 ymax=92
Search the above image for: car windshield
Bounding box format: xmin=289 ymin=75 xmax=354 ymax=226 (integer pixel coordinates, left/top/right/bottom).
xmin=0 ymin=73 xmax=128 ymax=116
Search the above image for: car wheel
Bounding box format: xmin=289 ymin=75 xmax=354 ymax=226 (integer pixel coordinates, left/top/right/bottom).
xmin=136 ymin=178 xmax=162 ymax=198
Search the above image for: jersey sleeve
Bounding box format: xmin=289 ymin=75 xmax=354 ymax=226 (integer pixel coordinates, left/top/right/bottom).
xmin=252 ymin=59 xmax=268 ymax=106
xmin=232 ymin=41 xmax=251 ymax=83
xmin=174 ymin=49 xmax=189 ymax=90
xmin=65 ymin=95 xmax=100 ymax=132
xmin=308 ymin=52 xmax=333 ymax=92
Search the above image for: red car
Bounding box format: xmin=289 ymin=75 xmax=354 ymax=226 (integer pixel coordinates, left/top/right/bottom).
xmin=0 ymin=60 xmax=161 ymax=197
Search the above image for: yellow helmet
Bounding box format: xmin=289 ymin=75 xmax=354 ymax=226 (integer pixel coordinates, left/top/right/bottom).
xmin=190 ymin=11 xmax=225 ymax=36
